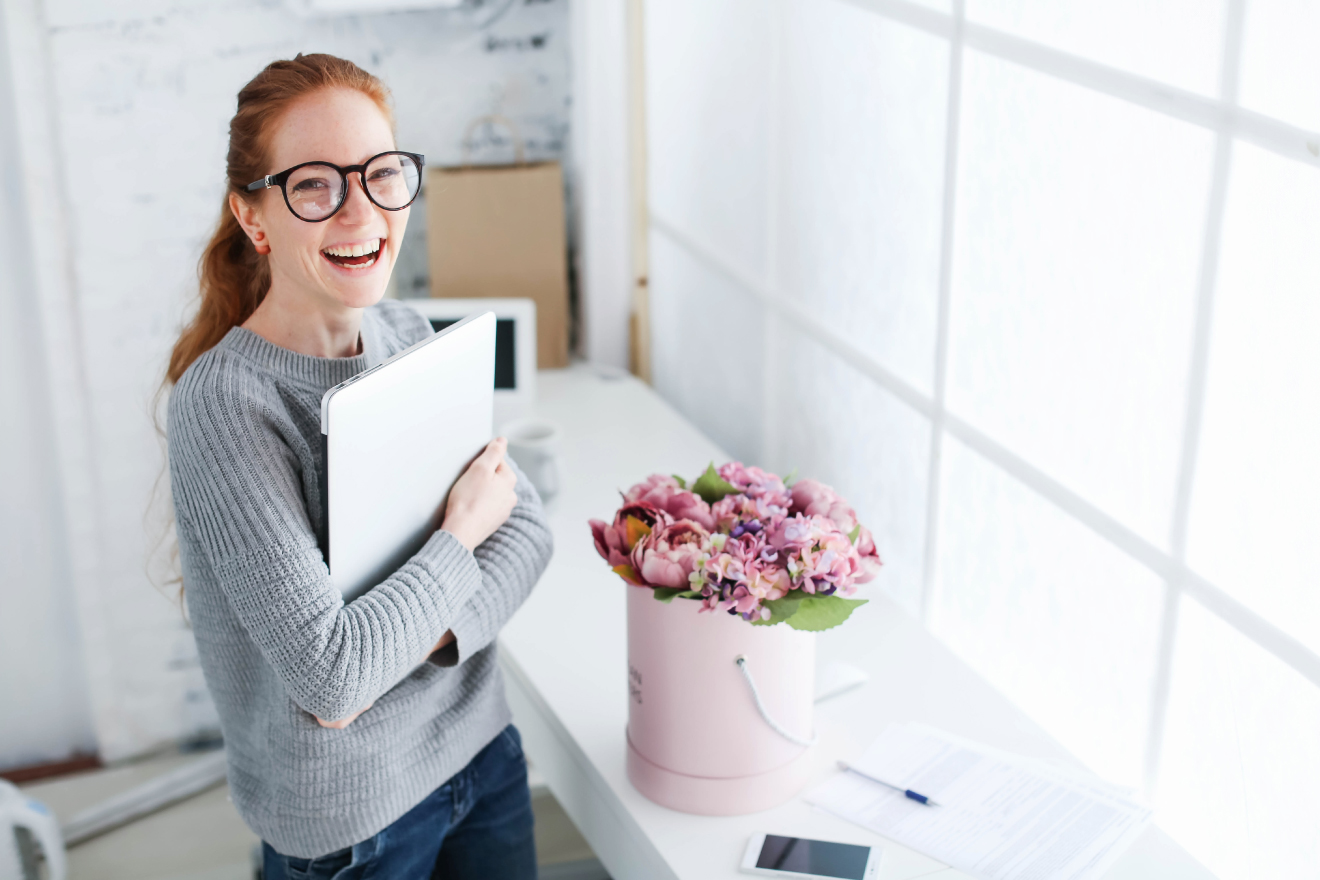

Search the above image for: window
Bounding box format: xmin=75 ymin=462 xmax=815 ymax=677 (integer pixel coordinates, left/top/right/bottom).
xmin=646 ymin=0 xmax=1320 ymax=875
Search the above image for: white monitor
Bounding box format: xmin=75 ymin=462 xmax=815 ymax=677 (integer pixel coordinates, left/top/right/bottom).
xmin=403 ymin=297 xmax=536 ymax=428
xmin=321 ymin=312 xmax=495 ymax=600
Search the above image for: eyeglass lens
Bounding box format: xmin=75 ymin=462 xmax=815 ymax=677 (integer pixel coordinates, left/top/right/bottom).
xmin=284 ymin=153 xmax=422 ymax=221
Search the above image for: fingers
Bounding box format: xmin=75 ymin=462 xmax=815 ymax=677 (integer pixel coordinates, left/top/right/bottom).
xmin=481 ymin=436 xmax=508 ymax=464
xmin=314 ymin=702 xmax=373 ymax=729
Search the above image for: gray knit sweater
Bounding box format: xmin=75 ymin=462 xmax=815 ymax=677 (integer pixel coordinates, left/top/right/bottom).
xmin=167 ymin=300 xmax=552 ymax=858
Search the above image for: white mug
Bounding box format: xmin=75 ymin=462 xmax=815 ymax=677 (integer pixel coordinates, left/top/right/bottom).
xmin=501 ymin=419 xmax=561 ymax=501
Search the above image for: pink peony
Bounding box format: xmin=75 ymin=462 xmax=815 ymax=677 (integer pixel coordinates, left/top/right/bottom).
xmin=789 ymin=479 xmax=858 ymax=532
xmin=853 ymin=525 xmax=881 ymax=583
xmin=623 ymin=475 xmax=716 ymax=530
xmin=631 ymin=519 xmax=711 ymax=589
xmin=589 ymin=502 xmax=673 ymax=585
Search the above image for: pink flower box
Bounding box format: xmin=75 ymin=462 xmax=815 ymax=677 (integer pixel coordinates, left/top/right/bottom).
xmin=590 ymin=463 xmax=882 ymax=813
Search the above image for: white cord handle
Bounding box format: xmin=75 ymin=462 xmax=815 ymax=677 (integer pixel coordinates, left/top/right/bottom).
xmin=735 ymin=655 xmax=819 ymax=747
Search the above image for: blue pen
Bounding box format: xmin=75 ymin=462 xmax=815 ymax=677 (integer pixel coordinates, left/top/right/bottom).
xmin=838 ymin=760 xmax=940 ymax=807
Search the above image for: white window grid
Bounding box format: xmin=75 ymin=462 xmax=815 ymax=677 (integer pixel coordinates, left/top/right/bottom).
xmin=648 ymin=0 xmax=1320 ymax=801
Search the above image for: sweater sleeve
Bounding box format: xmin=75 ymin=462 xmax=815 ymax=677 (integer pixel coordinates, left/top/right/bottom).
xmin=432 ymin=458 xmax=553 ymax=667
xmin=168 ymin=367 xmax=483 ymax=722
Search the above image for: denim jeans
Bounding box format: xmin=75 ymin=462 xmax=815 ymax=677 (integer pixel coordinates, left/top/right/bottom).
xmin=262 ymin=725 xmax=537 ymax=880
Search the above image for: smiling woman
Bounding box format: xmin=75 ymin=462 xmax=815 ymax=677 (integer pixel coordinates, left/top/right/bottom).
xmin=162 ymin=54 xmax=551 ymax=879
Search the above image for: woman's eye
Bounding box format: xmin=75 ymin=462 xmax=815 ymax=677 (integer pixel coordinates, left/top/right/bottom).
xmin=370 ymin=168 xmax=399 ymax=181
xmin=293 ymin=178 xmax=329 ymax=193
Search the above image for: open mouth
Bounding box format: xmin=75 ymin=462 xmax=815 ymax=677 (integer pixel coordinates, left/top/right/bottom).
xmin=322 ymin=238 xmax=383 ymax=270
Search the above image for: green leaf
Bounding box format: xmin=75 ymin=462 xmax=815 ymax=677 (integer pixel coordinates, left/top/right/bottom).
xmin=750 ymin=596 xmax=803 ymax=626
xmin=672 ymin=474 xmax=687 ymax=489
xmin=848 ymin=524 xmax=861 ymax=545
xmin=782 ymin=467 xmax=798 ymax=486
xmin=652 ymin=587 xmax=702 ymax=603
xmin=691 ymin=463 xmax=738 ymax=505
xmin=785 ymin=596 xmax=868 ymax=631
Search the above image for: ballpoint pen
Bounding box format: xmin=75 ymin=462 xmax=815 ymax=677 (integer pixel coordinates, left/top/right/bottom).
xmin=837 ymin=760 xmax=941 ymax=807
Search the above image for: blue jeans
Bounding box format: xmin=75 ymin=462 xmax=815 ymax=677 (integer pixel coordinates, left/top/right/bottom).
xmin=262 ymin=725 xmax=537 ymax=880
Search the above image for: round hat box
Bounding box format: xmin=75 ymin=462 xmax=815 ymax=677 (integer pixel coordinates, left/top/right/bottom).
xmin=625 ymin=585 xmax=817 ymax=815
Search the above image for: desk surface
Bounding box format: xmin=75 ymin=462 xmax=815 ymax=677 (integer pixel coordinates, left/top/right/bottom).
xmin=500 ymin=365 xmax=1214 ymax=880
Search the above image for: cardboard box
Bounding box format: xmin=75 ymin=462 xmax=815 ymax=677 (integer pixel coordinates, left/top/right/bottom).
xmin=426 ymin=161 xmax=570 ymax=368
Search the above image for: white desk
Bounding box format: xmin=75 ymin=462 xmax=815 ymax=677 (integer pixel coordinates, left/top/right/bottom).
xmin=500 ymin=366 xmax=1214 ymax=880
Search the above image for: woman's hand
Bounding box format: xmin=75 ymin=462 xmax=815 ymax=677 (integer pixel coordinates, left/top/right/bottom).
xmin=313 ymin=630 xmax=454 ymax=729
xmin=441 ymin=437 xmax=518 ymax=552
xmin=316 ymin=703 xmax=372 ymax=729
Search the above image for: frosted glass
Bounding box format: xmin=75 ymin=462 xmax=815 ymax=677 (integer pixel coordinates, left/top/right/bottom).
xmin=1239 ymin=0 xmax=1320 ymax=132
xmin=769 ymin=324 xmax=931 ymax=619
xmin=933 ymin=438 xmax=1164 ymax=790
xmin=778 ymin=0 xmax=948 ymax=395
xmin=948 ymin=53 xmax=1214 ymax=546
xmin=646 ymin=0 xmax=770 ymax=284
xmin=966 ymin=0 xmax=1225 ymax=96
xmin=1185 ymin=145 xmax=1320 ymax=654
xmin=1157 ymin=596 xmax=1320 ymax=879
xmin=649 ymin=229 xmax=765 ymax=465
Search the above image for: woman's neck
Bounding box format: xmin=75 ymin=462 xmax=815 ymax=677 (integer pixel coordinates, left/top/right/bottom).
xmin=242 ymin=283 xmax=364 ymax=359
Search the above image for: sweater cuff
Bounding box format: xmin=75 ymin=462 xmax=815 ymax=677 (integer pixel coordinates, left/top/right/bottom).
xmin=432 ymin=593 xmax=491 ymax=667
xmin=411 ymin=529 xmax=483 ymax=620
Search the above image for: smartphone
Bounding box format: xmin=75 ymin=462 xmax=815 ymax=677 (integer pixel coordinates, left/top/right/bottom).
xmin=739 ymin=833 xmax=882 ymax=880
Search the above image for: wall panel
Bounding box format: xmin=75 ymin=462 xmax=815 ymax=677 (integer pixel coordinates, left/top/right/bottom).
xmin=1157 ymin=595 xmax=1320 ymax=880
xmin=948 ymin=52 xmax=1214 ymax=547
xmin=650 ymin=230 xmax=765 ymax=467
xmin=1186 ymin=143 xmax=1320 ymax=656
xmin=769 ymin=323 xmax=932 ymax=618
xmin=965 ymin=0 xmax=1226 ymax=95
xmin=1238 ymin=0 xmax=1320 ymax=132
xmin=777 ymin=0 xmax=948 ymax=395
xmin=645 ymin=0 xmax=771 ymax=285
xmin=933 ymin=439 xmax=1164 ymax=790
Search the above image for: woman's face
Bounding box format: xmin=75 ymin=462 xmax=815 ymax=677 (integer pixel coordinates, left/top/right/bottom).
xmin=237 ymin=87 xmax=408 ymax=312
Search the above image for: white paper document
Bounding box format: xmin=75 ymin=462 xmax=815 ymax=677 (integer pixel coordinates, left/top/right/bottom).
xmin=805 ymin=724 xmax=1151 ymax=880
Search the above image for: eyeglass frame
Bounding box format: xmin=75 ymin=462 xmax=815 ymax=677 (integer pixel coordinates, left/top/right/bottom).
xmin=244 ymin=150 xmax=426 ymax=223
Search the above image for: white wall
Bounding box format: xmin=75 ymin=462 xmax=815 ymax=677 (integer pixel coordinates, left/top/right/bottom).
xmin=645 ymin=0 xmax=1320 ymax=876
xmin=0 ymin=0 xmax=571 ymax=765
xmin=0 ymin=1 xmax=97 ymax=771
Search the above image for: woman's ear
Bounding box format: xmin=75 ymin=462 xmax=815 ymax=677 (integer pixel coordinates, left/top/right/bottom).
xmin=229 ymin=191 xmax=271 ymax=255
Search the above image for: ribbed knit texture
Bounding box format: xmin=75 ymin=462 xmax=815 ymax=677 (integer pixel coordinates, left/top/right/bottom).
xmin=167 ymin=300 xmax=553 ymax=858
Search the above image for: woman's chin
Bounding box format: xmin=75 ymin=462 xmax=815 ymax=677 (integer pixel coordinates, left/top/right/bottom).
xmin=319 ymin=262 xmax=391 ymax=309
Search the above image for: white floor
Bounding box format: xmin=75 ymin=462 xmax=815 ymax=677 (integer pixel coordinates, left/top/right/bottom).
xmin=21 ymin=749 xmax=601 ymax=879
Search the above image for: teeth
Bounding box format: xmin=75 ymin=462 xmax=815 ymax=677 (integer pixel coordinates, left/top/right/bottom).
xmin=323 ymin=239 xmax=382 ymax=258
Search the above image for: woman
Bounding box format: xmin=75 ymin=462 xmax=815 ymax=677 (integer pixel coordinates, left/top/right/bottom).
xmin=165 ymin=54 xmax=552 ymax=879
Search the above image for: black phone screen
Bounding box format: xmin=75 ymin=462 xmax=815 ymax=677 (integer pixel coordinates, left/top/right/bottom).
xmin=756 ymin=835 xmax=870 ymax=879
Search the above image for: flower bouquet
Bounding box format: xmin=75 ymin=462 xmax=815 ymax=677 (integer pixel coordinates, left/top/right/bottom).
xmin=590 ymin=462 xmax=881 ymax=630
xmin=592 ymin=462 xmax=883 ymax=815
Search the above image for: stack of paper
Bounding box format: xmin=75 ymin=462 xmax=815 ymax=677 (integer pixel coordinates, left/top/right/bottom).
xmin=805 ymin=724 xmax=1151 ymax=880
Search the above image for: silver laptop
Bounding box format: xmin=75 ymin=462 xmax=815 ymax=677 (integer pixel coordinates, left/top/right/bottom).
xmin=320 ymin=312 xmax=495 ymax=600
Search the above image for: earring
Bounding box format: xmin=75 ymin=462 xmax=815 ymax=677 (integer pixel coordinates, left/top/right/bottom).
xmin=254 ymin=234 xmax=270 ymax=255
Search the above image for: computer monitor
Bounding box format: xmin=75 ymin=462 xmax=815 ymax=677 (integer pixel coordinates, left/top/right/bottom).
xmin=402 ymin=297 xmax=536 ymax=428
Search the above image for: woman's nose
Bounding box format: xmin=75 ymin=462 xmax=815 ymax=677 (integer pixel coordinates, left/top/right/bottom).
xmin=337 ymin=172 xmax=377 ymax=224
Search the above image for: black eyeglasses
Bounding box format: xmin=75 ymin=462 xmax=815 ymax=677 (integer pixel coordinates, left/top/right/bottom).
xmin=245 ymin=151 xmax=424 ymax=222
